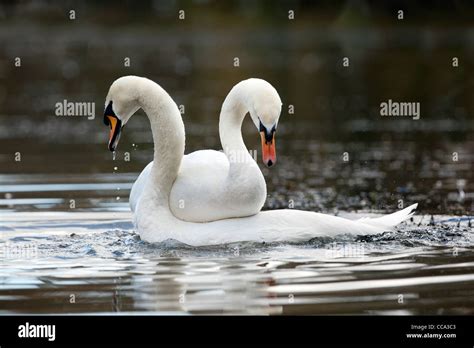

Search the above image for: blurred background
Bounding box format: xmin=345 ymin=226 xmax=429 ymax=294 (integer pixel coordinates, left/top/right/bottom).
xmin=1 ymin=0 xmax=474 ymax=317
xmin=0 ymin=0 xmax=473 ymax=214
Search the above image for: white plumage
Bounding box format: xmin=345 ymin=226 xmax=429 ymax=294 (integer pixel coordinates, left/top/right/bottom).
xmin=130 ymin=78 xmax=282 ymax=222
xmin=105 ymin=76 xmax=418 ymax=247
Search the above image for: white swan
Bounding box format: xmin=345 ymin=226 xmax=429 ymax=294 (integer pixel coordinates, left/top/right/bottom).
xmin=128 ymin=78 xmax=281 ymax=222
xmin=103 ymin=76 xmax=418 ymax=247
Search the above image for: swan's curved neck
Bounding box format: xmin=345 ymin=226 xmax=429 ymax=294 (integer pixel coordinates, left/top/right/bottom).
xmin=137 ymin=79 xmax=185 ymax=195
xmin=219 ymin=84 xmax=254 ymax=164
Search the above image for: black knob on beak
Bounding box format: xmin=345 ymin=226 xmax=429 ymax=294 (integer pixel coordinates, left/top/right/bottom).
xmin=104 ymin=101 xmax=115 ymax=126
xmin=259 ymin=121 xmax=276 ymax=143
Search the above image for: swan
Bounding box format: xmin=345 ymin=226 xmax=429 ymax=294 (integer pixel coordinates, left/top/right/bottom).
xmin=128 ymin=78 xmax=281 ymax=222
xmin=103 ymin=76 xmax=418 ymax=247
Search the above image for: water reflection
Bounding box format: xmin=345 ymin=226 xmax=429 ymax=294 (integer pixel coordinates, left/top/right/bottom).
xmin=0 ymin=213 xmax=473 ymax=315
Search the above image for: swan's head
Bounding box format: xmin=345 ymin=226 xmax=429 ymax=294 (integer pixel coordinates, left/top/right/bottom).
xmin=103 ymin=76 xmax=141 ymax=151
xmin=245 ymin=79 xmax=282 ymax=167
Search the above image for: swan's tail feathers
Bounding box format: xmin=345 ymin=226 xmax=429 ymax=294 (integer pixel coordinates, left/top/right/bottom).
xmin=358 ymin=203 xmax=418 ymax=231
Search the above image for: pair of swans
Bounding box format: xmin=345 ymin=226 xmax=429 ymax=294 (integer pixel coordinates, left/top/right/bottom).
xmin=103 ymin=76 xmax=417 ymax=246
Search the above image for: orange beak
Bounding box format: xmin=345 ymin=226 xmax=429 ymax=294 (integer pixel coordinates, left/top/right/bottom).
xmin=260 ymin=131 xmax=276 ymax=167
xmin=105 ymin=115 xmax=122 ymax=152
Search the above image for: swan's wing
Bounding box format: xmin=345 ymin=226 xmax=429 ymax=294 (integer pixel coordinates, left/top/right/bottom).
xmin=130 ymin=162 xmax=153 ymax=212
xmin=129 ymin=151 xmax=226 ymax=213
xmin=173 ymin=150 xmax=229 ymax=205
xmin=171 ymin=149 xmax=266 ymax=222
xmin=179 ymin=150 xmax=229 ymax=177
xmin=169 ymin=150 xmax=236 ymax=222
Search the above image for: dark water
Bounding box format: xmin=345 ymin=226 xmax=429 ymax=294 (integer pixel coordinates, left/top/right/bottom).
xmin=0 ymin=2 xmax=473 ymax=314
xmin=1 ymin=210 xmax=473 ymax=314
